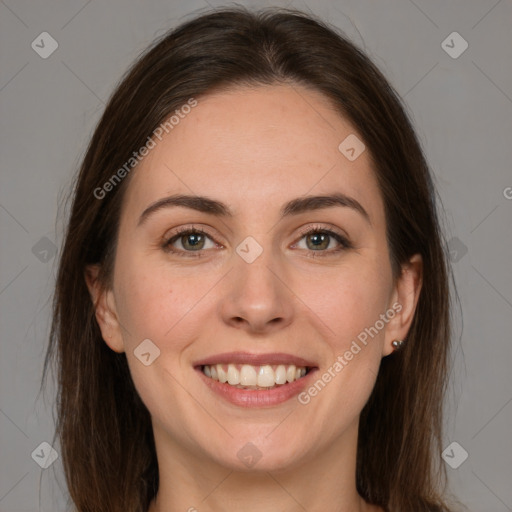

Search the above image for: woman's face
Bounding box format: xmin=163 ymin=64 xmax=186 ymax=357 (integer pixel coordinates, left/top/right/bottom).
xmin=89 ymin=84 xmax=421 ymax=472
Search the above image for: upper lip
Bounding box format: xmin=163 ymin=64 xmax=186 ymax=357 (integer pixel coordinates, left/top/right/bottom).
xmin=193 ymin=351 xmax=317 ymax=368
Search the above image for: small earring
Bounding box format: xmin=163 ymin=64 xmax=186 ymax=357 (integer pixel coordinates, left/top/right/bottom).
xmin=392 ymin=339 xmax=404 ymax=351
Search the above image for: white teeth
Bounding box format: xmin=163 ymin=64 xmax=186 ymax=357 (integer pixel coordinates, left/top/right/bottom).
xmin=202 ymin=363 xmax=309 ymax=388
xmin=257 ymin=365 xmax=275 ymax=387
xmin=216 ymin=365 xmax=227 ymax=383
xmin=227 ymin=364 xmax=240 ymax=385
xmin=275 ymin=365 xmax=287 ymax=385
xmin=240 ymin=364 xmax=257 ymax=386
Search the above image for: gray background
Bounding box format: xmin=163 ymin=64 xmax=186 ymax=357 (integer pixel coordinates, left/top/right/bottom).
xmin=1 ymin=0 xmax=511 ymax=511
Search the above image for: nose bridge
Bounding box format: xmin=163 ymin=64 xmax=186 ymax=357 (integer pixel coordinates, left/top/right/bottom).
xmin=221 ymin=233 xmax=293 ymax=332
xmin=235 ymin=234 xmax=283 ymax=303
xmin=237 ymin=238 xmax=278 ymax=292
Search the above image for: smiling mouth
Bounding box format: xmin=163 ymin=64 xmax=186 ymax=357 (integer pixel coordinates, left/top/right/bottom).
xmin=200 ymin=363 xmax=312 ymax=390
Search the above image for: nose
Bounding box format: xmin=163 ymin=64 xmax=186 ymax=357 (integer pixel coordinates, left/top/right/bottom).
xmin=219 ymin=245 xmax=294 ymax=335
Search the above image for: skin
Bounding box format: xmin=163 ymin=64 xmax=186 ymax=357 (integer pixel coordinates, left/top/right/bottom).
xmin=86 ymin=84 xmax=422 ymax=512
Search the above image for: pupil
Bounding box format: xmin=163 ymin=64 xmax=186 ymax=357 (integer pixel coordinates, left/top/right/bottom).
xmin=309 ymin=233 xmax=327 ymax=249
xmin=185 ymin=234 xmax=202 ymax=249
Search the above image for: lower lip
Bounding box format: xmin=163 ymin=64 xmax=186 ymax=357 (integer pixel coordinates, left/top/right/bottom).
xmin=196 ymin=367 xmax=318 ymax=408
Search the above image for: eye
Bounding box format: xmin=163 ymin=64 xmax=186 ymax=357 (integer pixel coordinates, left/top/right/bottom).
xmin=161 ymin=224 xmax=352 ymax=259
xmin=292 ymin=225 xmax=352 ymax=258
xmin=162 ymin=226 xmax=220 ymax=257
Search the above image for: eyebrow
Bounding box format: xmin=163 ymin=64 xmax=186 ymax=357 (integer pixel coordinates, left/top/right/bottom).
xmin=137 ymin=193 xmax=371 ymax=226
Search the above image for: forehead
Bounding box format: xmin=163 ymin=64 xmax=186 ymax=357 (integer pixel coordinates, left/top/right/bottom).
xmin=122 ymin=84 xmax=383 ymax=225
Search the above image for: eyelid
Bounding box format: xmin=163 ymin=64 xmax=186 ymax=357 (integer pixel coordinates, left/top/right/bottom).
xmin=295 ymin=223 xmax=349 ymax=242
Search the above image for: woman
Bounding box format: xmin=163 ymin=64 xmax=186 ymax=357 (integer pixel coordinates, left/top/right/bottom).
xmin=43 ymin=6 xmax=462 ymax=512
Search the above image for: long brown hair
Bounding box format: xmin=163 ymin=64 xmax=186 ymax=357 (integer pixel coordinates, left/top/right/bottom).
xmin=43 ymin=6 xmax=459 ymax=512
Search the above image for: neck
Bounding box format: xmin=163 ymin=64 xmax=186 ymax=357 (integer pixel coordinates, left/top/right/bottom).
xmin=148 ymin=419 xmax=380 ymax=512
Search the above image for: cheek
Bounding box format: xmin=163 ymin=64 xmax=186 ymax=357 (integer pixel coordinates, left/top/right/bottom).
xmin=113 ymin=264 xmax=197 ymax=415
xmin=113 ymin=257 xmax=224 ymax=369
xmin=325 ymin=268 xmax=391 ymax=390
xmin=113 ymin=261 xmax=186 ymax=348
xmin=311 ymin=265 xmax=391 ymax=345
xmin=303 ymin=266 xmax=390 ymax=410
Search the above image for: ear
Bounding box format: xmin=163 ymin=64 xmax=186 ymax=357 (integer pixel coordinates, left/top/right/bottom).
xmin=85 ymin=264 xmax=125 ymax=353
xmin=383 ymin=254 xmax=423 ymax=356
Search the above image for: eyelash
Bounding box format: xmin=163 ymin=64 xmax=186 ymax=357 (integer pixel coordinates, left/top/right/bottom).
xmin=161 ymin=224 xmax=352 ymax=259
